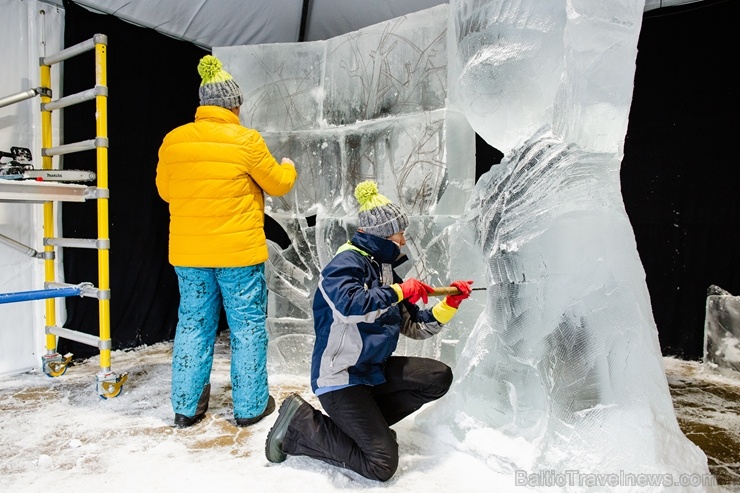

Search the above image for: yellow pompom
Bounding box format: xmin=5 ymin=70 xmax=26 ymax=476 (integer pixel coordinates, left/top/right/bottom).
xmin=197 ymin=55 xmax=232 ymax=85
xmin=355 ymin=180 xmax=390 ymax=211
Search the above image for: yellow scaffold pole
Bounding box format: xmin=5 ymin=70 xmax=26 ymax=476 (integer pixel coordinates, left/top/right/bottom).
xmin=94 ymin=39 xmax=112 ymax=373
xmin=39 ymin=63 xmax=57 ymax=357
xmin=93 ymin=35 xmax=126 ymax=398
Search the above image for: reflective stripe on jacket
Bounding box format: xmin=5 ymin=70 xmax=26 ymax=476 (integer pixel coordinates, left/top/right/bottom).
xmin=310 ymin=232 xmax=443 ymax=393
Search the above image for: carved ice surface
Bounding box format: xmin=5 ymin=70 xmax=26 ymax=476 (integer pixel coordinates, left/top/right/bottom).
xmin=415 ymin=0 xmax=710 ymax=486
xmin=217 ymin=4 xmax=478 ymax=376
xmin=218 ymin=0 xmax=711 ymax=487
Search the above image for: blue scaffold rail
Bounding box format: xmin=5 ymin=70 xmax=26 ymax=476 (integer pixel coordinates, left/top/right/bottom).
xmin=0 ymin=286 xmax=83 ymax=305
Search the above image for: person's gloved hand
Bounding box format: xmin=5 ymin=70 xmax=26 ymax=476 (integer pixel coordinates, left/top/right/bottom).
xmin=445 ymin=280 xmax=473 ymax=308
xmin=397 ymin=278 xmax=434 ymax=304
xmin=281 ymin=157 xmax=295 ymax=166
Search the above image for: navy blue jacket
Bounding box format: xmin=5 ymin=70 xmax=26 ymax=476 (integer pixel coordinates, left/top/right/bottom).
xmin=310 ymin=231 xmax=443 ymax=393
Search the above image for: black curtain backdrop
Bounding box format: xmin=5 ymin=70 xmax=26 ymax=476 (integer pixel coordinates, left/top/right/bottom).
xmin=621 ymin=0 xmax=738 ymax=360
xmin=59 ymin=0 xmax=737 ymax=361
xmin=59 ymin=0 xmax=206 ymax=359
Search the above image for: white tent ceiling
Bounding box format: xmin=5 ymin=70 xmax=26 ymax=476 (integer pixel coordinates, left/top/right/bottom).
xmin=45 ymin=0 xmax=704 ymax=49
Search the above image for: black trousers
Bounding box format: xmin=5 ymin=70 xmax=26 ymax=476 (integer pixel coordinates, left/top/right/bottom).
xmin=282 ymin=356 xmax=453 ymax=481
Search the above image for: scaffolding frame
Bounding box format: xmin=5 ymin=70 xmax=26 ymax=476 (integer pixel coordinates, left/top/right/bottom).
xmin=0 ymin=34 xmax=126 ymax=398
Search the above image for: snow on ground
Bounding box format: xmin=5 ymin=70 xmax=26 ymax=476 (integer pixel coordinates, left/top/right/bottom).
xmin=0 ymin=337 xmax=513 ymax=493
xmin=1 ymin=336 xmax=738 ymax=492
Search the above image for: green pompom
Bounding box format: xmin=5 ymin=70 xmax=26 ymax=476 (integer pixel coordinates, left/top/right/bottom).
xmin=355 ymin=180 xmax=390 ymax=211
xmin=197 ymin=55 xmax=232 ymax=85
xmin=355 ymin=181 xmax=378 ymax=206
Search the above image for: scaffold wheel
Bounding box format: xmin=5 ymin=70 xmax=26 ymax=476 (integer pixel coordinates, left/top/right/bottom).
xmin=97 ymin=372 xmax=128 ymax=399
xmin=42 ymin=353 xmax=73 ymax=377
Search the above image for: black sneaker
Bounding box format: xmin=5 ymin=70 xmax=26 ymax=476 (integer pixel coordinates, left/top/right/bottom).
xmin=174 ymin=412 xmax=206 ymax=428
xmin=265 ymin=393 xmax=309 ymax=463
xmin=236 ymin=395 xmax=276 ymax=427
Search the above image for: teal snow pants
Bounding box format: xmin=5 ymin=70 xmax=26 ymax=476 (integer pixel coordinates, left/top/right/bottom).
xmin=171 ymin=264 xmax=269 ymax=420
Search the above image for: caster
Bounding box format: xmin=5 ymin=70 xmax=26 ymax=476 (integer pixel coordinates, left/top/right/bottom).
xmin=97 ymin=371 xmax=128 ymax=399
xmin=42 ymin=353 xmax=73 ymax=377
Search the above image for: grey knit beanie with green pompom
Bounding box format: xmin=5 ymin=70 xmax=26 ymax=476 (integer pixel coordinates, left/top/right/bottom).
xmin=197 ymin=55 xmax=243 ymax=109
xmin=354 ymin=180 xmax=409 ymax=238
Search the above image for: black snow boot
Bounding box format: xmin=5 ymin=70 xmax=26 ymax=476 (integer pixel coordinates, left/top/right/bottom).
xmin=174 ymin=383 xmax=211 ymax=428
xmin=265 ymin=393 xmax=309 ymax=462
xmin=236 ymin=395 xmax=276 ymax=426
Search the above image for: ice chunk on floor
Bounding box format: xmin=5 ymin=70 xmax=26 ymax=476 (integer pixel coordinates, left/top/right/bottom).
xmin=704 ymin=285 xmax=740 ymax=379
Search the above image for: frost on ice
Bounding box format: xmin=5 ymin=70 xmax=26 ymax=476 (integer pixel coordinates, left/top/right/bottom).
xmin=216 ymin=0 xmax=709 ymax=484
xmin=217 ymin=4 xmax=477 ymax=374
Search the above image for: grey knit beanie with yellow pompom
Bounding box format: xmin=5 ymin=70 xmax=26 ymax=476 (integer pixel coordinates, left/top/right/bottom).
xmin=354 ymin=181 xmax=409 ymax=238
xmin=197 ymin=55 xmax=244 ymax=109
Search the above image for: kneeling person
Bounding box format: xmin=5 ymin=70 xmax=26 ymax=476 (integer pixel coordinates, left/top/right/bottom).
xmin=264 ymin=180 xmax=473 ymax=481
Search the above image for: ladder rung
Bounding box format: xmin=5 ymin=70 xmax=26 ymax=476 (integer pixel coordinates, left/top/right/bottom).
xmin=42 ymin=137 xmax=109 ymax=156
xmin=41 ymin=34 xmax=107 ymax=66
xmin=46 ymin=325 xmax=100 ymax=348
xmin=43 ymin=85 xmax=107 ymax=112
xmin=42 ymin=37 xmax=95 ymax=66
xmin=42 ymin=139 xmax=96 ymax=156
xmin=46 ymin=237 xmax=101 ymax=249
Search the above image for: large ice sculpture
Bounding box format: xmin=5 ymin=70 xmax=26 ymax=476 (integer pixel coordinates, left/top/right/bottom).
xmin=217 ymin=5 xmax=479 ymax=376
xmin=417 ymin=0 xmax=711 ymax=485
xmin=218 ymin=0 xmax=710 ymax=485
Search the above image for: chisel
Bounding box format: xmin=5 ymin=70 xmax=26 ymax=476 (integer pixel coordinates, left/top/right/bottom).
xmin=429 ymin=286 xmax=486 ymax=297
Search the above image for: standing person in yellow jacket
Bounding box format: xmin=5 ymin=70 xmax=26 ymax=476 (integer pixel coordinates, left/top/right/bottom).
xmin=156 ymin=55 xmax=297 ymax=428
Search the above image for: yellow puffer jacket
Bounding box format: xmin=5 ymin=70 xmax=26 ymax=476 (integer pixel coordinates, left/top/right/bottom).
xmin=156 ymin=106 xmax=297 ymax=267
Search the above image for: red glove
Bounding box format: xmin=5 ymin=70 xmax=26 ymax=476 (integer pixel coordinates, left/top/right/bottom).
xmin=445 ymin=280 xmax=473 ymax=308
xmin=398 ymin=278 xmax=434 ymax=304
